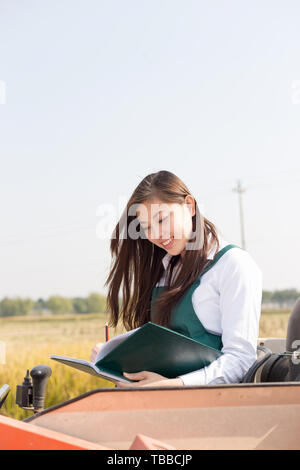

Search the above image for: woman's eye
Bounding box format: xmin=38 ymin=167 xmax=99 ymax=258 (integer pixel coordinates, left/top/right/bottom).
xmin=140 ymin=215 xmax=169 ymax=233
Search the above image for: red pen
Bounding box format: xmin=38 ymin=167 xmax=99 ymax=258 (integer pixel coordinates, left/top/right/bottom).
xmin=105 ymin=321 xmax=109 ymax=342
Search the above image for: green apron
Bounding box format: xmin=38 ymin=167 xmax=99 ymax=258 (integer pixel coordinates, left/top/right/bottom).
xmin=150 ymin=244 xmax=240 ymax=351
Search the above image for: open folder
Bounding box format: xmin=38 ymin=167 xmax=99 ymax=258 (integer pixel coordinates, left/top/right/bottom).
xmin=50 ymin=321 xmax=223 ymax=384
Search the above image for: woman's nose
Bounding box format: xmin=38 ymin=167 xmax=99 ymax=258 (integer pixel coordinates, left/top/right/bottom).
xmin=159 ymin=223 xmax=172 ymax=240
xmin=148 ymin=224 xmax=165 ymax=240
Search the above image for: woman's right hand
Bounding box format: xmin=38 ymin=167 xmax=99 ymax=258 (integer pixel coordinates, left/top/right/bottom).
xmin=90 ymin=342 xmax=104 ymax=362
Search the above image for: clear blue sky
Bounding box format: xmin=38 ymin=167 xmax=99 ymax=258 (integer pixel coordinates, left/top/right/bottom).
xmin=1 ymin=0 xmax=300 ymax=299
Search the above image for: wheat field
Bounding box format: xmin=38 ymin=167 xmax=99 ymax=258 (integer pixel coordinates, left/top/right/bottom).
xmin=0 ymin=311 xmax=289 ymax=420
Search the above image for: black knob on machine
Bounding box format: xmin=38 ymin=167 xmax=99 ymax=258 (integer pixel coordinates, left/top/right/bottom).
xmin=30 ymin=365 xmax=52 ymax=413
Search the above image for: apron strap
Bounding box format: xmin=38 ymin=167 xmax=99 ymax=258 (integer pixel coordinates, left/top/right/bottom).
xmin=199 ymin=243 xmax=241 ymax=278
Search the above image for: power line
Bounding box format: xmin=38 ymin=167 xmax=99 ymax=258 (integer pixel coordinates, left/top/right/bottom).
xmin=247 ymin=176 xmax=300 ymax=191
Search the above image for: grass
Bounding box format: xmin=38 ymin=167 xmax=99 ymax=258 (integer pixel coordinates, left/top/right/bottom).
xmin=0 ymin=310 xmax=289 ymax=420
xmin=0 ymin=313 xmax=125 ymax=420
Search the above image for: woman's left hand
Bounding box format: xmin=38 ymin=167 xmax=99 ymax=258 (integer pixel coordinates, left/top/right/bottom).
xmin=114 ymin=371 xmax=184 ymax=388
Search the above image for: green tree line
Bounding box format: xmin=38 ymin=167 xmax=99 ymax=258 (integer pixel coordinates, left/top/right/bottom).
xmin=262 ymin=289 xmax=300 ymax=305
xmin=0 ymin=289 xmax=299 ymax=317
xmin=0 ymin=293 xmax=109 ymax=317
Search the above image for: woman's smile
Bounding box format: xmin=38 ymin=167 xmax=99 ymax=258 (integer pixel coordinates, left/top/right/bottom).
xmin=161 ymin=237 xmax=175 ymax=249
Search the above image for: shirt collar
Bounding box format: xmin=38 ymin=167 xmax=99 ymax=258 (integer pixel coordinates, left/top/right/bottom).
xmin=161 ymin=235 xmax=229 ymax=270
xmin=162 ymin=252 xmax=172 ymax=270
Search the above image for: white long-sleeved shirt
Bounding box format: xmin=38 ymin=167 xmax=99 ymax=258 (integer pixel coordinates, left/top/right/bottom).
xmin=157 ymin=236 xmax=263 ymax=385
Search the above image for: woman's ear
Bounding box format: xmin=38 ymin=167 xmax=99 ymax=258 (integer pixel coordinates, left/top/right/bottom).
xmin=185 ymin=195 xmax=196 ymax=217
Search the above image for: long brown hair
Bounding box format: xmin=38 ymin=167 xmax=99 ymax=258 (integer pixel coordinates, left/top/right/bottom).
xmin=104 ymin=170 xmax=219 ymax=330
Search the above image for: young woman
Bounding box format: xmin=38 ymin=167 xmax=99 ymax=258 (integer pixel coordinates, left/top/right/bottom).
xmin=91 ymin=170 xmax=262 ymax=388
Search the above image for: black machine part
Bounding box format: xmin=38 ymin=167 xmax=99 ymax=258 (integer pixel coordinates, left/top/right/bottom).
xmin=241 ymin=345 xmax=272 ymax=383
xmin=16 ymin=370 xmax=33 ymax=410
xmin=30 ymin=365 xmax=52 ymax=413
xmin=16 ymin=365 xmax=52 ymax=413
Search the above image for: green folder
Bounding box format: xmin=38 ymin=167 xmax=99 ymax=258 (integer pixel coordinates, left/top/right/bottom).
xmin=51 ymin=322 xmax=223 ymax=384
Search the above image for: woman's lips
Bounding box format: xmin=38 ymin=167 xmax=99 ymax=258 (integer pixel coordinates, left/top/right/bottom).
xmin=161 ymin=237 xmax=174 ymax=249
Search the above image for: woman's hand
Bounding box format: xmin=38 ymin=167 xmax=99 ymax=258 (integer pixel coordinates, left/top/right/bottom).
xmin=114 ymin=371 xmax=184 ymax=388
xmin=90 ymin=342 xmax=104 ymax=362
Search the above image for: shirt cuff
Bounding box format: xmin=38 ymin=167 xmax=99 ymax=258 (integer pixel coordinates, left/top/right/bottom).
xmin=178 ymin=368 xmax=207 ymax=386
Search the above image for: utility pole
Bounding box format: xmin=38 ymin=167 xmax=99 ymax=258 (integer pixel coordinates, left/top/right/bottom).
xmin=233 ymin=179 xmax=246 ymax=250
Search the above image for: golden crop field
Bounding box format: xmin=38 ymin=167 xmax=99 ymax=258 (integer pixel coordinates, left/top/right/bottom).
xmin=0 ymin=310 xmax=290 ymax=420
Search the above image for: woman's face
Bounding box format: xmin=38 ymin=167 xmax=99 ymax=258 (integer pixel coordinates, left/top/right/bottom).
xmin=136 ymin=196 xmax=195 ymax=257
